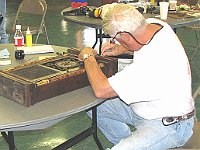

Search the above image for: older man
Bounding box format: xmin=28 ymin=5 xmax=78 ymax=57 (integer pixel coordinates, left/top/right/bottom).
xmin=78 ymin=3 xmax=195 ymax=150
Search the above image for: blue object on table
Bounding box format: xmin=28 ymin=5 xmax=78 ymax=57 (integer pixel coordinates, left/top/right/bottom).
xmin=71 ymin=0 xmax=87 ymax=2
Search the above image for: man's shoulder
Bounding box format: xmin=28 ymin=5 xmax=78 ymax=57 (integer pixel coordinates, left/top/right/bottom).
xmin=146 ymin=18 xmax=168 ymax=26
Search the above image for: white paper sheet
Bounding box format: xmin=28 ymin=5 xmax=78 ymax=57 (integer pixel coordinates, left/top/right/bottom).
xmin=21 ymin=45 xmax=54 ymax=54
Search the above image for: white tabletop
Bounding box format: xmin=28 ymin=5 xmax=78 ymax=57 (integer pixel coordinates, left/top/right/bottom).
xmin=0 ymin=44 xmax=104 ymax=132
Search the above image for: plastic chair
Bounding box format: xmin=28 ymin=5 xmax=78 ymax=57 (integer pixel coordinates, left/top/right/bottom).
xmin=170 ymin=86 xmax=200 ymax=149
xmin=12 ymin=0 xmax=49 ymax=44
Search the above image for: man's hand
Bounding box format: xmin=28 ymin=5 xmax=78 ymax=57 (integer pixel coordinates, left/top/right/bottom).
xmin=101 ymin=42 xmax=128 ymax=56
xmin=78 ymin=47 xmax=98 ymax=61
xmin=78 ymin=47 xmax=118 ymax=99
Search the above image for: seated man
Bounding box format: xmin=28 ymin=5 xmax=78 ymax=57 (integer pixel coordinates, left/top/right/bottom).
xmin=78 ymin=3 xmax=195 ymax=150
xmin=0 ymin=0 xmax=8 ymax=44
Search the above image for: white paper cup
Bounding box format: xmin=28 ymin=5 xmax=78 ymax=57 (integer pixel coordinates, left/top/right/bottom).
xmin=159 ymin=2 xmax=169 ymax=20
xmin=169 ymin=1 xmax=177 ymax=10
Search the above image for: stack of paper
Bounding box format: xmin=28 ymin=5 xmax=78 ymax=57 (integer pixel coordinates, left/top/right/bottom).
xmin=22 ymin=45 xmax=55 ymax=54
xmin=0 ymin=48 xmax=10 ymax=58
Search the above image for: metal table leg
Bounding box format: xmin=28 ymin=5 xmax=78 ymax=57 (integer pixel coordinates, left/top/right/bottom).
xmin=52 ymin=106 xmax=104 ymax=150
xmin=0 ymin=107 xmax=103 ymax=150
xmin=92 ymin=106 xmax=104 ymax=150
xmin=92 ymin=29 xmax=99 ymax=49
xmin=92 ymin=28 xmax=110 ymax=54
xmin=1 ymin=131 xmax=17 ymax=150
xmin=173 ymin=28 xmax=177 ymax=34
xmin=98 ymin=29 xmax=103 ymax=53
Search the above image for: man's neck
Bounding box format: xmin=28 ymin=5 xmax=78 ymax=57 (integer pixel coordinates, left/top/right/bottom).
xmin=137 ymin=23 xmax=163 ymax=46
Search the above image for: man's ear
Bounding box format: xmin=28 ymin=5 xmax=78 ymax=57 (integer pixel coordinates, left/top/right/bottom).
xmin=120 ymin=32 xmax=130 ymax=41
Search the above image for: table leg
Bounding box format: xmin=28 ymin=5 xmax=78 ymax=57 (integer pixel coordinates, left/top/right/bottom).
xmin=92 ymin=29 xmax=110 ymax=54
xmin=0 ymin=107 xmax=104 ymax=150
xmin=92 ymin=29 xmax=99 ymax=49
xmin=99 ymin=29 xmax=103 ymax=53
xmin=92 ymin=107 xmax=104 ymax=150
xmin=173 ymin=28 xmax=177 ymax=34
xmin=52 ymin=106 xmax=104 ymax=150
xmin=1 ymin=131 xmax=17 ymax=150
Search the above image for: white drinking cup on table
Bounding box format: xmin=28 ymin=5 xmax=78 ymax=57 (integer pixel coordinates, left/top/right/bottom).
xmin=169 ymin=0 xmax=177 ymax=11
xmin=159 ymin=2 xmax=169 ymax=20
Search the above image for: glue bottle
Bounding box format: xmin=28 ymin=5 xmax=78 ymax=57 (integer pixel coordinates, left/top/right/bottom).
xmin=150 ymin=0 xmax=155 ymax=5
xmin=14 ymin=24 xmax=24 ymax=47
xmin=25 ymin=26 xmax=32 ymax=47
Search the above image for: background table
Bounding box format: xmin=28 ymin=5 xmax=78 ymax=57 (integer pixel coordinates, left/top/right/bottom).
xmin=62 ymin=8 xmax=200 ymax=52
xmin=0 ymin=44 xmax=104 ymax=150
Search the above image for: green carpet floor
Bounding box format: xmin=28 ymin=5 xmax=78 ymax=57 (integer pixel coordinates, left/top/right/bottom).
xmin=0 ymin=0 xmax=200 ymax=149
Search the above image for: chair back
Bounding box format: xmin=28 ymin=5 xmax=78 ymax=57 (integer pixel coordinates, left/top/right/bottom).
xmin=12 ymin=0 xmax=49 ymax=44
xmin=193 ymin=86 xmax=200 ymax=102
xmin=18 ymin=0 xmax=47 ymax=15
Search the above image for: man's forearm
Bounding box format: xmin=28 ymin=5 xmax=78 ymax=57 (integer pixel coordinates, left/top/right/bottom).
xmin=84 ymin=56 xmax=117 ymax=98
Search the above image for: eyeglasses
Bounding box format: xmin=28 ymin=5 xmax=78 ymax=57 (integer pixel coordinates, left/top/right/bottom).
xmin=110 ymin=31 xmax=150 ymax=46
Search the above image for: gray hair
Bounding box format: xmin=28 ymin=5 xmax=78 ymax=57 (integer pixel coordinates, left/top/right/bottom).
xmin=102 ymin=3 xmax=147 ymax=37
